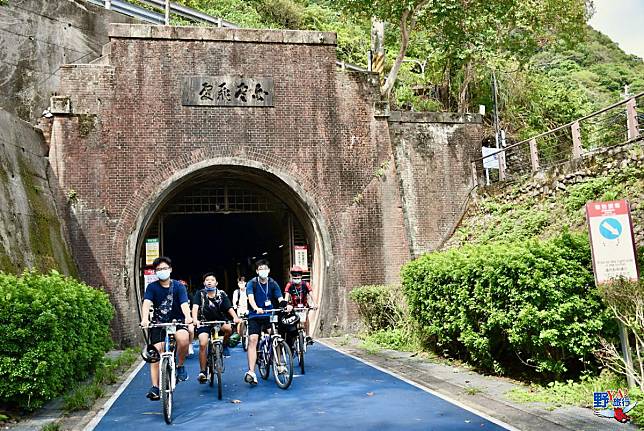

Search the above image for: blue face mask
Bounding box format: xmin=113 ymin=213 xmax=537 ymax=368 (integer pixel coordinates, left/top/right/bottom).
xmin=205 ymin=285 xmax=217 ymax=292
xmin=156 ymin=269 xmax=171 ymax=281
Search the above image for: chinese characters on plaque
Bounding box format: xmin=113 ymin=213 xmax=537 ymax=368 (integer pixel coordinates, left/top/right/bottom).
xmin=182 ymin=76 xmax=274 ymax=107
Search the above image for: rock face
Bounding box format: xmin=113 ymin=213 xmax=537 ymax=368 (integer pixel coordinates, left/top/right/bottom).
xmin=0 ymin=0 xmax=136 ymax=122
xmin=0 ymin=108 xmax=75 ymax=275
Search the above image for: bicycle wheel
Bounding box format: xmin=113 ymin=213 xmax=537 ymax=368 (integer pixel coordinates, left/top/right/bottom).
xmin=161 ymin=358 xmax=173 ymax=424
xmin=272 ymin=339 xmax=293 ymax=389
xmin=242 ymin=321 xmax=248 ymax=352
xmin=208 ymin=343 xmax=215 ymax=388
xmin=214 ymin=343 xmax=223 ymax=400
xmin=297 ymin=331 xmax=305 ymax=375
xmin=258 ymin=337 xmax=270 ymax=380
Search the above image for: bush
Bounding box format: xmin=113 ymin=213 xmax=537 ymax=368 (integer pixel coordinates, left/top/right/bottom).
xmin=401 ymin=232 xmax=614 ymax=379
xmin=0 ymin=271 xmax=114 ymax=410
xmin=349 ymin=284 xmax=404 ymax=332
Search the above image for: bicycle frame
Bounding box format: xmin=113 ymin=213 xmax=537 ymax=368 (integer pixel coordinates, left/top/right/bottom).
xmin=256 ymin=309 xmax=294 ymax=389
xmin=143 ymin=321 xmax=187 ymax=424
xmin=200 ymin=320 xmax=229 ymax=399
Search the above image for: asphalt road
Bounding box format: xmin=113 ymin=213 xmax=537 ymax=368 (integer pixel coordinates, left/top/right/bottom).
xmin=88 ymin=341 xmax=511 ymax=430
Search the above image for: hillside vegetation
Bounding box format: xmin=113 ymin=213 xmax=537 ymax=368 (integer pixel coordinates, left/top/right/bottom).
xmin=170 ymin=0 xmax=644 ymax=144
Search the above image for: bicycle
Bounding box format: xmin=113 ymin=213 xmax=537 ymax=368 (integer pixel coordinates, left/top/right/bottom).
xmin=199 ymin=320 xmax=229 ymax=400
xmin=239 ymin=313 xmax=249 ymax=352
xmin=291 ymin=306 xmax=317 ymax=375
xmin=143 ymin=321 xmax=188 ymax=424
xmin=256 ymin=308 xmax=294 ymax=389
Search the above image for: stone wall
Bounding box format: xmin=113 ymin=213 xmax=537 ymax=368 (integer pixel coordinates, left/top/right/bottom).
xmin=489 ymin=141 xmax=644 ymax=246
xmin=0 ymin=108 xmax=76 ymax=274
xmin=0 ymin=0 xmax=136 ymax=123
xmin=389 ymin=112 xmax=483 ymax=257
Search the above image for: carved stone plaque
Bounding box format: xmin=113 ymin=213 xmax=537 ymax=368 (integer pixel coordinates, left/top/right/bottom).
xmin=182 ymin=76 xmax=274 ymax=107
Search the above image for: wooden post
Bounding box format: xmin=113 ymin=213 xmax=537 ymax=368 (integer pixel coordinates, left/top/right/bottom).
xmin=498 ymin=151 xmax=506 ymax=181
xmin=626 ymin=98 xmax=640 ymax=140
xmin=529 ymin=138 xmax=539 ymax=172
xmin=571 ymin=121 xmax=582 ymax=159
xmin=165 ymin=0 xmax=170 ymax=25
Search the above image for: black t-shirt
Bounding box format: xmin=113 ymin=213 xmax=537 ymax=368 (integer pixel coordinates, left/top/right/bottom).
xmin=192 ymin=288 xmax=232 ymax=321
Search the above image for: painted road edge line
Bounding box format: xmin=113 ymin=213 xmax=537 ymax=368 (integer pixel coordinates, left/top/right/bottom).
xmin=319 ymin=341 xmax=520 ymax=431
xmin=83 ymin=359 xmax=146 ymax=431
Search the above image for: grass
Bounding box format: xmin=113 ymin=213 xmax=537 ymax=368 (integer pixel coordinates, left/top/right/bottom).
xmin=464 ymin=386 xmax=483 ymax=395
xmin=41 ymin=423 xmax=60 ymax=431
xmin=62 ymin=348 xmax=139 ymax=413
xmin=506 ymin=370 xmax=644 ymax=425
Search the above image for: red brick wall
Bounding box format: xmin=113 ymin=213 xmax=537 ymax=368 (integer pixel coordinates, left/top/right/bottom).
xmin=51 ymin=25 xmax=414 ymax=342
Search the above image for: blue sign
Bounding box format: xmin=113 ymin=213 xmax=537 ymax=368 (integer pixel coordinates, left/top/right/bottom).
xmin=599 ymin=218 xmax=622 ymax=240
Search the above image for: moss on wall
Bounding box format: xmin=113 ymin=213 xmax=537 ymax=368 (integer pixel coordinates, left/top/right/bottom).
xmin=78 ymin=114 xmax=96 ymax=137
xmin=16 ymin=155 xmax=77 ymax=276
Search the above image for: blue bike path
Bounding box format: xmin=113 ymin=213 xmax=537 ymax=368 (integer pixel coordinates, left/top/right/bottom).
xmin=89 ymin=342 xmax=511 ymax=430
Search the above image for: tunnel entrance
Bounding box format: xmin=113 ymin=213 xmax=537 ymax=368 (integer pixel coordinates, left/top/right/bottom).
xmin=136 ymin=168 xmax=314 ymax=302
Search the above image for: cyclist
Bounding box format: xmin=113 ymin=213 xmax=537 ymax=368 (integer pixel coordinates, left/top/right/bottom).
xmin=192 ymin=272 xmax=241 ymax=383
xmin=140 ymin=256 xmax=193 ymax=400
xmin=244 ymin=259 xmax=291 ymax=385
xmin=232 ymin=276 xmax=248 ymax=335
xmin=284 ymin=265 xmax=316 ymax=345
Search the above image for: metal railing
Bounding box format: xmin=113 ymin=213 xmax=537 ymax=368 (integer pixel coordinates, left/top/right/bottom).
xmin=471 ymin=91 xmax=644 ymax=186
xmin=86 ymin=0 xmax=368 ymax=72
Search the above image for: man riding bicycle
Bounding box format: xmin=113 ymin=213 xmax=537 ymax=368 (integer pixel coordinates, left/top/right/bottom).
xmin=192 ymin=272 xmax=241 ymax=383
xmin=244 ymin=259 xmax=292 ymax=385
xmin=140 ymin=256 xmax=193 ymax=400
xmin=284 ymin=265 xmax=316 ymax=345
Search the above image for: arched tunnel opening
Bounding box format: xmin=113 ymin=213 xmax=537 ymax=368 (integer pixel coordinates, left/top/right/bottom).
xmin=133 ymin=165 xmax=324 ymax=332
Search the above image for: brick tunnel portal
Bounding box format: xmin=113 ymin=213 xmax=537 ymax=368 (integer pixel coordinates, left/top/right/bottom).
xmin=131 ymin=164 xmax=324 ymax=334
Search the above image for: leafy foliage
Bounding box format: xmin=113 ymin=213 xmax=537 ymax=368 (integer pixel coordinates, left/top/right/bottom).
xmin=0 ymin=271 xmax=114 ymax=410
xmin=349 ymin=284 xmax=403 ymax=332
xmin=401 ymin=232 xmax=614 ymax=379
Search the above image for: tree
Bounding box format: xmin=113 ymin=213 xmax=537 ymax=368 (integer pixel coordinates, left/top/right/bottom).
xmin=338 ymin=0 xmax=591 ymax=110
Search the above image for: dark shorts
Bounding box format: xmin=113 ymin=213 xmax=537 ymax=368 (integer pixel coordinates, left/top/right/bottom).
xmin=247 ymin=317 xmax=272 ymax=336
xmin=195 ymin=324 xmax=229 ymax=337
xmin=150 ymin=327 xmax=189 ymax=345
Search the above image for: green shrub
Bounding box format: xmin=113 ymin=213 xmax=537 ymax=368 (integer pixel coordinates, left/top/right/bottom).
xmin=401 ymin=232 xmax=614 ymax=379
xmin=349 ymin=284 xmax=404 ymax=332
xmin=0 ymin=271 xmax=114 ymax=410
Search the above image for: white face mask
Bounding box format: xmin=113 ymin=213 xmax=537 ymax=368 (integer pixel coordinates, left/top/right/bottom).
xmin=238 ymin=282 xmax=245 ymax=289
xmin=156 ymin=269 xmax=171 ymax=281
xmin=292 ymin=278 xmax=302 ymax=284
xmin=258 ymin=269 xmax=269 ymax=279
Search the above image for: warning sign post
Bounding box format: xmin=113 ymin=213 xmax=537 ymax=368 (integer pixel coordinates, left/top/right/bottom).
xmin=586 ymin=199 xmax=640 ymax=388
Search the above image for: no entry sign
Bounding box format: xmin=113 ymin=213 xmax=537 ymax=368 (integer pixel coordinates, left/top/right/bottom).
xmin=586 ymin=200 xmax=639 ymax=284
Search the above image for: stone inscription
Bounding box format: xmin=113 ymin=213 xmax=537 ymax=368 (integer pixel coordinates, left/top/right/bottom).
xmin=182 ymin=76 xmax=274 ymax=107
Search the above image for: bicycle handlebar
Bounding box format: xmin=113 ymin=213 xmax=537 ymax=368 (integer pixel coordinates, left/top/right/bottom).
xmin=293 ymin=306 xmax=318 ymax=311
xmin=198 ymin=320 xmax=230 ymax=326
xmin=141 ymin=321 xmax=189 ymax=329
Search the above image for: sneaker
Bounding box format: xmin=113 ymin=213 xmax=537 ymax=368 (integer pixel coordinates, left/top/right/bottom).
xmin=188 ymin=344 xmax=195 ymax=357
xmin=244 ymin=370 xmax=258 ymax=385
xmin=198 ymin=370 xmax=207 ymax=384
xmin=223 ymin=346 xmax=231 ymax=358
xmin=305 ymin=336 xmax=314 ymax=346
xmin=176 ymin=365 xmax=188 ymax=382
xmin=146 ymin=386 xmax=160 ymax=400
